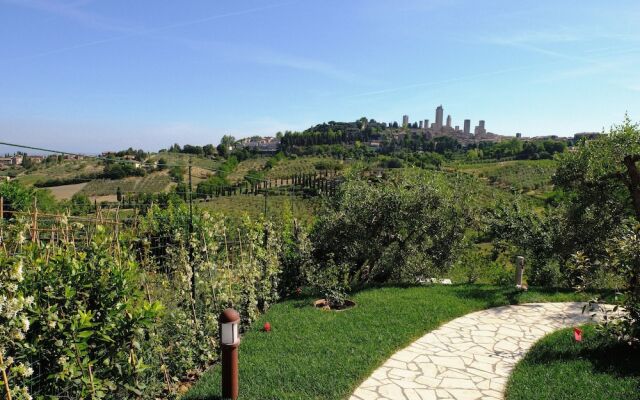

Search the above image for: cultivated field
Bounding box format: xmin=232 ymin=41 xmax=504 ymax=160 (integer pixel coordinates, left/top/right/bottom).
xmin=47 ymin=182 xmax=88 ymax=200
xmin=79 ymin=171 xmax=173 ymax=196
xmin=450 ymin=159 xmax=557 ymax=195
xmin=16 ymin=160 xmax=103 ymax=186
xmin=197 ymin=194 xmax=317 ymax=224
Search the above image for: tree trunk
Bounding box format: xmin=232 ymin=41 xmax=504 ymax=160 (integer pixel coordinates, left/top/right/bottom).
xmin=623 ymin=155 xmax=640 ymax=221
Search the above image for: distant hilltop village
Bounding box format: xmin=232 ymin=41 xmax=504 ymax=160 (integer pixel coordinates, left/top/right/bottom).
xmin=234 ymin=105 xmax=604 ymax=154
xmin=389 ymin=105 xmax=505 ymax=145
xmin=236 ymin=105 xmax=510 ymax=153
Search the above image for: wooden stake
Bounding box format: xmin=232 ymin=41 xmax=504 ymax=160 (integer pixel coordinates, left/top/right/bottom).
xmin=31 ymin=197 xmax=38 ymax=243
xmin=0 ymin=350 xmax=13 ymax=400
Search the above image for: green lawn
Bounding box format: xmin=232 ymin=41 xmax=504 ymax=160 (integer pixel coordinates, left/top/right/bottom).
xmin=506 ymin=324 xmax=640 ymax=400
xmin=185 ymin=285 xmax=600 ymax=400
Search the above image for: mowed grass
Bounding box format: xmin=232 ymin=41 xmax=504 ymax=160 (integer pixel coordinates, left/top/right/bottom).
xmin=80 ymin=172 xmax=172 ymax=196
xmin=506 ymin=324 xmax=640 ymax=400
xmin=185 ymin=285 xmax=598 ymax=400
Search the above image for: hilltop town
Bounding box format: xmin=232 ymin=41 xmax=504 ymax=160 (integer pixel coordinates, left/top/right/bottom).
xmin=234 ymin=105 xmax=598 ymax=154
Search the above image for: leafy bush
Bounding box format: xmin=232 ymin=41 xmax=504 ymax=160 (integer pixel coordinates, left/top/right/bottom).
xmin=0 ymin=180 xmax=58 ymax=213
xmin=311 ymin=169 xmax=468 ymax=285
xmin=1 ymin=223 xmax=160 ymax=399
xmin=487 ymin=200 xmax=564 ymax=286
xmin=243 ymin=169 xmax=265 ymax=186
xmin=554 ymin=116 xmax=640 ymax=343
xmin=309 ymin=259 xmax=350 ymax=308
xmin=168 ymin=165 xmax=185 ymax=182
xmin=102 ymin=162 xmax=146 ymax=179
xmin=69 ymin=193 xmax=92 ymax=215
xmin=1 ymin=197 xmax=293 ymax=399
xmin=313 ymin=159 xmax=343 ymax=171
xmin=33 ymin=173 xmax=101 ymax=188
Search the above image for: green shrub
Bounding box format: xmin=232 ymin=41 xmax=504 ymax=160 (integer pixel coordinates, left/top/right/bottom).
xmin=311 ymin=169 xmax=468 ymax=285
xmin=1 ymin=224 xmax=160 ymax=399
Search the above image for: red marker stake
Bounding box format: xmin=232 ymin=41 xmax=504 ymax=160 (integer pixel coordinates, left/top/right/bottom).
xmin=573 ymin=327 xmax=582 ymax=342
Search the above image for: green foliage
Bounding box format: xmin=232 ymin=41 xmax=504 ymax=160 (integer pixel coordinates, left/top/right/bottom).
xmin=553 ymin=116 xmax=640 ymax=343
xmin=0 ymin=180 xmax=58 ymax=213
xmin=312 ymin=170 xmax=468 ymax=285
xmin=102 ymin=161 xmax=145 ymax=179
xmin=278 ymin=213 xmax=313 ymax=296
xmin=264 ymin=151 xmax=286 ymax=170
xmin=243 ymin=169 xmax=265 ymax=186
xmin=1 ymin=224 xmax=160 ymax=399
xmin=309 ymin=259 xmax=350 ymax=307
xmin=487 ymin=200 xmax=564 ymax=286
xmin=0 ymin=238 xmax=33 ymax=400
xmin=313 ymin=158 xmax=343 ymax=171
xmin=376 ymin=156 xmax=404 ymax=168
xmin=602 ymin=225 xmax=640 ymax=344
xmin=196 ymin=175 xmax=228 ymax=197
xmin=156 ymin=157 xmax=168 ymax=170
xmin=133 ymin=203 xmax=284 ymax=388
xmin=216 ymin=135 xmax=236 ymax=158
xmin=454 ymin=250 xmax=494 ymax=284
xmin=555 ymin=115 xmax=640 ymax=220
xmin=69 ymin=193 xmax=92 ymax=215
xmin=0 ymin=195 xmax=294 ymax=399
xmin=168 ymin=165 xmax=185 ymax=182
xmin=217 ymin=156 xmax=238 ymax=178
xmin=80 ymin=174 xmax=173 ymax=198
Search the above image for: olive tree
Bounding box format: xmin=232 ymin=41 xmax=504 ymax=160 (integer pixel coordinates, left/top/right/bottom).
xmin=311 ymin=169 xmax=468 ymax=286
xmin=555 ymin=116 xmax=640 ymax=343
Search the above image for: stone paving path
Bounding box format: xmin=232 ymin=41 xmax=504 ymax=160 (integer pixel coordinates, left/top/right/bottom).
xmin=350 ymin=302 xmax=596 ymax=400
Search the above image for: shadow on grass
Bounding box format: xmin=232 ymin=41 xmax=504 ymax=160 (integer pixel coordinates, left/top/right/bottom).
xmin=447 ymin=284 xmax=521 ymax=307
xmin=525 ymin=333 xmax=640 ymax=378
xmin=452 ymin=285 xmax=619 ymax=307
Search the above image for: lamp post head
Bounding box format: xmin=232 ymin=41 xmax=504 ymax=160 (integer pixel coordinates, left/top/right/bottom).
xmin=220 ymin=308 xmax=240 ymax=345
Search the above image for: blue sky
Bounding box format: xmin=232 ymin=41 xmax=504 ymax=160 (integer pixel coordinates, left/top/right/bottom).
xmin=1 ymin=0 xmax=639 ymax=153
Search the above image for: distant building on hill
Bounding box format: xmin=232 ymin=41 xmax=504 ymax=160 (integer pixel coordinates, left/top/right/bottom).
xmin=474 ymin=120 xmax=486 ymax=135
xmin=464 ymin=119 xmax=471 ymax=135
xmin=435 ymin=106 xmax=444 ymax=129
xmin=402 ymin=115 xmax=409 ymax=128
xmin=237 ymin=136 xmax=280 ymax=153
xmin=573 ymin=132 xmax=602 ymax=141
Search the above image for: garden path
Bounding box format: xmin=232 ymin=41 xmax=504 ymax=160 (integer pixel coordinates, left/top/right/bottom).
xmin=349 ymin=302 xmax=596 ymax=400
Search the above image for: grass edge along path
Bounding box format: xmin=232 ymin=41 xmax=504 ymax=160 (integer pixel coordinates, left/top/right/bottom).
xmin=184 ymin=284 xmax=604 ymax=400
xmin=506 ymin=324 xmax=640 ymax=400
